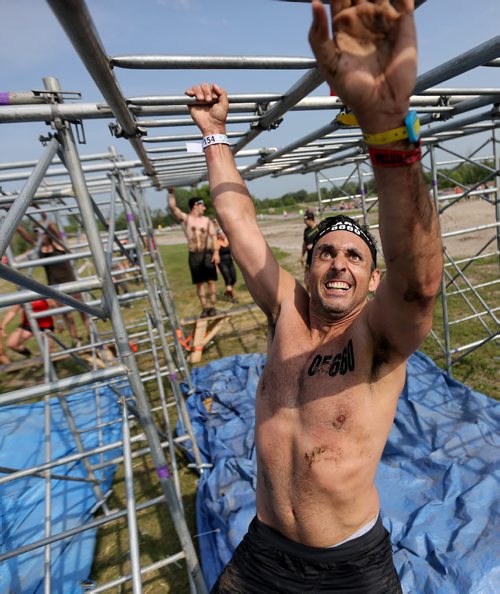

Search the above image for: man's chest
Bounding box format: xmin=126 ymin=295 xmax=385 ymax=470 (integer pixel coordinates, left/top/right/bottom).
xmin=261 ymin=329 xmax=370 ymax=413
xmin=185 ymin=217 xmax=208 ymax=238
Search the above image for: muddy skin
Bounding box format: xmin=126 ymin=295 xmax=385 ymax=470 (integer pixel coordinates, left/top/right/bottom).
xmin=304 ymin=444 xmax=344 ymax=468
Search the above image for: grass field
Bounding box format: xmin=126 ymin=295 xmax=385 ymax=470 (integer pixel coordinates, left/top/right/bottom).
xmin=0 ymin=241 xmax=497 ymax=592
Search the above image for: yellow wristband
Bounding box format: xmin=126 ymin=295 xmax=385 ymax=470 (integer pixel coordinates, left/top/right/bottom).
xmin=363 ymin=112 xmax=421 ymax=146
xmin=336 ymin=110 xmax=421 ymax=146
xmin=363 ymin=125 xmax=409 ymax=145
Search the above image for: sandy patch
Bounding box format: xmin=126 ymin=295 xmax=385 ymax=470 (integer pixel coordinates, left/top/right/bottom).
xmin=156 ymin=198 xmax=497 ymax=262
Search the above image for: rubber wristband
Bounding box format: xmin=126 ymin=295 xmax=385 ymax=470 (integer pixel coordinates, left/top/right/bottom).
xmin=336 ymin=112 xmax=359 ymax=127
xmin=363 ymin=111 xmax=421 ymax=146
xmin=202 ymin=134 xmax=230 ymax=150
xmin=364 ymin=126 xmax=409 ymax=146
xmin=368 ymin=142 xmax=422 ymax=167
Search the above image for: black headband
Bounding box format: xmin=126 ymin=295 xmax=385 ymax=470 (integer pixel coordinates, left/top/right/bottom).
xmin=311 ymin=218 xmax=377 ymax=266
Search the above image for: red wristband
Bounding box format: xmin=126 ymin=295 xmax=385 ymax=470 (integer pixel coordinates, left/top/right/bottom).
xmin=368 ymin=142 xmax=422 ymax=168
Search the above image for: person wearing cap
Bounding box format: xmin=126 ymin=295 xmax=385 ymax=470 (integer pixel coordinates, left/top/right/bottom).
xmin=301 ymin=210 xmax=319 ymax=269
xmin=167 ymin=189 xmax=220 ymax=317
xmin=186 ymin=0 xmax=442 ymax=591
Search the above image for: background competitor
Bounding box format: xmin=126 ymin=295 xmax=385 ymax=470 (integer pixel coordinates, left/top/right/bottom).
xmin=167 ymin=188 xmax=220 ymax=317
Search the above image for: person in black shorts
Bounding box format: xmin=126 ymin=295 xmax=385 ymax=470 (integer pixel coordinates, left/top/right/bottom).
xmin=216 ymin=228 xmax=238 ymax=303
xmin=167 ymin=190 xmax=220 ymax=317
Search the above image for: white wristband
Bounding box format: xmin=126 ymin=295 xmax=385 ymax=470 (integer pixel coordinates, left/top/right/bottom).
xmin=202 ymin=134 xmax=230 ymax=150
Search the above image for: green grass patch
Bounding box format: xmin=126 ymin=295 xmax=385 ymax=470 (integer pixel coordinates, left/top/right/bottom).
xmin=422 ymin=255 xmax=498 ymax=397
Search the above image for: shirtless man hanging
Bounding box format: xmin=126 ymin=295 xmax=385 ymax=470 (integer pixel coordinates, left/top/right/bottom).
xmin=187 ymin=0 xmax=443 ymax=591
xmin=167 ymin=190 xmax=220 ymax=317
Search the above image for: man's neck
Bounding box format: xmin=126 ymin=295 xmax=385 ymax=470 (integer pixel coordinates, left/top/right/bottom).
xmin=308 ymin=300 xmax=368 ymax=342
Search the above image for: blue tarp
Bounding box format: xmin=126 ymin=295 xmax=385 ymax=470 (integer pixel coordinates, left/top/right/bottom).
xmin=181 ymin=352 xmax=499 ymax=593
xmin=0 ymin=385 xmax=125 ymax=594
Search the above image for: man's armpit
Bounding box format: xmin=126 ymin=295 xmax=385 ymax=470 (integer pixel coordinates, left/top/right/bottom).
xmin=266 ymin=309 xmax=280 ymax=348
xmin=370 ymin=333 xmax=394 ymax=381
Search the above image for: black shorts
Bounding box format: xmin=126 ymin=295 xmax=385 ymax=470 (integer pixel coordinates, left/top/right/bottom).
xmin=45 ymin=262 xmax=76 ymax=285
xmin=189 ymin=251 xmax=218 ymax=284
xmin=305 ymin=247 xmax=313 ymax=268
xmin=211 ymin=516 xmax=402 ymax=594
xmin=219 ymin=255 xmax=237 ymax=286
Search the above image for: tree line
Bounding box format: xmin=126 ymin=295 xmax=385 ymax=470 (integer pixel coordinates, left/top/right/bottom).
xmin=10 ymin=159 xmax=493 ymax=255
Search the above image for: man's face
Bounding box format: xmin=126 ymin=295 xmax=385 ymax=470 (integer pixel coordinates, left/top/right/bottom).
xmin=193 ymin=200 xmax=206 ymax=214
xmin=305 ymin=230 xmax=380 ymax=319
xmin=304 ymin=217 xmax=315 ymax=228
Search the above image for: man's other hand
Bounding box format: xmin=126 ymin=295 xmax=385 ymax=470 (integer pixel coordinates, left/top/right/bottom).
xmin=308 ymin=0 xmax=416 ymax=134
xmin=185 ymin=83 xmax=229 ymax=136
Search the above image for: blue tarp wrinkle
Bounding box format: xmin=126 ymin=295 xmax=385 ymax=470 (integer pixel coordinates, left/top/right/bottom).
xmin=0 ymin=384 xmax=126 ymax=594
xmin=180 ymin=352 xmax=499 ymax=593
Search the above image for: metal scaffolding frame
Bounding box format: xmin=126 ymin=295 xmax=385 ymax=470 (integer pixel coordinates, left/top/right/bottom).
xmin=0 ymin=0 xmax=499 ymax=592
xmin=0 ymin=79 xmax=206 ymax=592
xmin=315 ymin=135 xmax=499 ymax=372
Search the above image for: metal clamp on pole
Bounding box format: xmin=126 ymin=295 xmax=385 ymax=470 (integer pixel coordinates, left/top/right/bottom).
xmin=109 ymin=122 xmax=147 ymax=139
xmin=72 ymin=120 xmax=86 ymax=144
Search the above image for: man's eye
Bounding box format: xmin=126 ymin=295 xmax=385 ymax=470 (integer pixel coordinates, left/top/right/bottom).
xmin=350 ymin=253 xmax=361 ymax=261
xmin=319 ymin=251 xmax=331 ymax=260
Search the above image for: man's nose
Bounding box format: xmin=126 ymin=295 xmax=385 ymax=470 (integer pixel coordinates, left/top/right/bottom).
xmin=330 ymin=252 xmax=347 ymax=270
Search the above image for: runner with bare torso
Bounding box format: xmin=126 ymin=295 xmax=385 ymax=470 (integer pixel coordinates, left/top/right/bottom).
xmin=167 ymin=192 xmax=220 ymax=317
xmin=187 ymin=1 xmax=443 ymax=591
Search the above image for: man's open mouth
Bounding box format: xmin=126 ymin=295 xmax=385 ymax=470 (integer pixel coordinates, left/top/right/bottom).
xmin=325 ymin=280 xmax=351 ymax=290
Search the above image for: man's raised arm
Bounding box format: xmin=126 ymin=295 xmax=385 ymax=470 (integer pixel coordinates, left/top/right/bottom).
xmin=16 ymin=225 xmax=36 ymax=247
xmin=185 ymin=83 xmax=297 ymax=318
xmin=309 ymin=0 xmax=443 ymax=358
xmin=166 ymin=188 xmax=187 ymax=224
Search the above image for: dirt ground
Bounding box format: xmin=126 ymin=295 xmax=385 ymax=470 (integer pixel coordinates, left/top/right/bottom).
xmin=157 ymin=197 xmax=496 ymax=263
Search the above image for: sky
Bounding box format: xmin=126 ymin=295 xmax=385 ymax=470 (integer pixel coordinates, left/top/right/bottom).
xmin=1 ymin=0 xmax=499 ymax=210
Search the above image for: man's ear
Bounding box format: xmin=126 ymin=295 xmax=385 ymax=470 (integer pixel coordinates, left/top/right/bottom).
xmin=369 ymin=268 xmax=381 ymax=293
